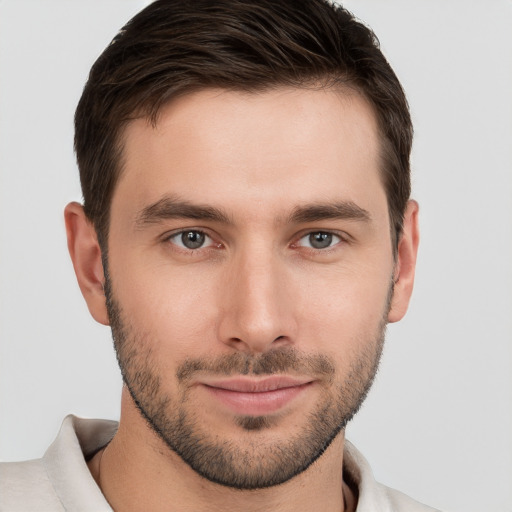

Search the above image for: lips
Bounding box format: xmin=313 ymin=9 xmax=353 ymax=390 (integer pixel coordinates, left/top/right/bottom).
xmin=200 ymin=376 xmax=313 ymax=416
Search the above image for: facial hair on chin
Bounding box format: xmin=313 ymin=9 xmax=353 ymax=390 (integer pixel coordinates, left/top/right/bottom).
xmin=104 ymin=269 xmax=391 ymax=490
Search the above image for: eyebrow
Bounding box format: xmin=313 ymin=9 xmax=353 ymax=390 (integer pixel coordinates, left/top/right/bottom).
xmin=135 ymin=195 xmax=232 ymax=228
xmin=288 ymin=201 xmax=371 ymax=224
xmin=135 ymin=195 xmax=371 ymax=229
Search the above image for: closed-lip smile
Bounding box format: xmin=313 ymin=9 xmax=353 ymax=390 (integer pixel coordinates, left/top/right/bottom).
xmin=199 ymin=376 xmax=314 ymax=416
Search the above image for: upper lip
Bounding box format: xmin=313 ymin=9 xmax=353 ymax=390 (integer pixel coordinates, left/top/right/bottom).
xmin=200 ymin=376 xmax=314 ymax=393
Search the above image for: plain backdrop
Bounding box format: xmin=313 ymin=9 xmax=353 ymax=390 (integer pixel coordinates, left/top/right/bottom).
xmin=1 ymin=1 xmax=511 ymax=511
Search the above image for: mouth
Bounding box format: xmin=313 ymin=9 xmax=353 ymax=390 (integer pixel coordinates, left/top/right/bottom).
xmin=200 ymin=376 xmax=314 ymax=416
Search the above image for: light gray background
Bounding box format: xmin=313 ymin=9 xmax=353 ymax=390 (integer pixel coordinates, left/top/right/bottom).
xmin=1 ymin=1 xmax=511 ymax=511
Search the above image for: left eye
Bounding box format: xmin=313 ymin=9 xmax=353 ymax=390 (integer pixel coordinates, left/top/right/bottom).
xmin=168 ymin=230 xmax=213 ymax=250
xmin=297 ymin=231 xmax=342 ymax=249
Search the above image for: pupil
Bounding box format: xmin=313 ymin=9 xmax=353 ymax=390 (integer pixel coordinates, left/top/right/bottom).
xmin=310 ymin=232 xmax=332 ymax=249
xmin=182 ymin=231 xmax=205 ymax=249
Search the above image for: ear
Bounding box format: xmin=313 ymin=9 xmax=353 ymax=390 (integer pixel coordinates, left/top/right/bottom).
xmin=64 ymin=202 xmax=109 ymax=325
xmin=388 ymin=200 xmax=420 ymax=323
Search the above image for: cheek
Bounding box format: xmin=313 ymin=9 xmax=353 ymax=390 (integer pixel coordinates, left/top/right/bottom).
xmin=292 ymin=261 xmax=392 ymax=347
xmin=109 ymin=256 xmax=222 ymax=360
xmin=108 ymin=237 xmax=393 ymax=365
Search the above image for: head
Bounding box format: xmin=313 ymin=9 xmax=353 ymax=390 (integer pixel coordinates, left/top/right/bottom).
xmin=74 ymin=0 xmax=412 ymax=252
xmin=66 ymin=0 xmax=419 ymax=491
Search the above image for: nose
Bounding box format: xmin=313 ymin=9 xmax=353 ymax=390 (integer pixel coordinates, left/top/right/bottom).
xmin=217 ymin=247 xmax=296 ymax=354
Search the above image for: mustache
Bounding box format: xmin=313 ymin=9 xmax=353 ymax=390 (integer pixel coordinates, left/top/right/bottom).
xmin=176 ymin=347 xmax=335 ymax=383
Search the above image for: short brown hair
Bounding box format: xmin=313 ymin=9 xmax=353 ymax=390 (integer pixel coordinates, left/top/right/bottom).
xmin=75 ymin=0 xmax=412 ymax=249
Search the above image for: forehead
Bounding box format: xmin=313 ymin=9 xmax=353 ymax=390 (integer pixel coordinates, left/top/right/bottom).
xmin=114 ymin=87 xmax=384 ymax=222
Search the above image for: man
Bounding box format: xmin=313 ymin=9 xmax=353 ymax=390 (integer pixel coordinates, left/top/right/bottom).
xmin=0 ymin=0 xmax=437 ymax=510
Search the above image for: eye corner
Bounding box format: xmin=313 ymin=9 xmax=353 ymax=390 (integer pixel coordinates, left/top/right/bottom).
xmin=293 ymin=230 xmax=346 ymax=251
xmin=163 ymin=228 xmax=213 ymax=251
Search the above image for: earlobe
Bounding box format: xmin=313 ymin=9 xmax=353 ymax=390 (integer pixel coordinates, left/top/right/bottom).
xmin=388 ymin=200 xmax=420 ymax=323
xmin=64 ymin=202 xmax=110 ymax=325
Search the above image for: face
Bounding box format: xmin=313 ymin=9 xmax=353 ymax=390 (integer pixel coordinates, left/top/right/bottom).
xmin=104 ymin=87 xmax=397 ymax=489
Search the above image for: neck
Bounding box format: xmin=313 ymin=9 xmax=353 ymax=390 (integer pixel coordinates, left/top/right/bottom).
xmin=88 ymin=390 xmax=355 ymax=512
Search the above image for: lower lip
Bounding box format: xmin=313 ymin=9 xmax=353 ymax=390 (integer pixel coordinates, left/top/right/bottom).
xmin=202 ymin=383 xmax=312 ymax=416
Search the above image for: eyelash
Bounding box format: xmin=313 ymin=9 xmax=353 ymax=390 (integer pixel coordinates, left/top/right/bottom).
xmin=164 ymin=228 xmax=348 ymax=255
xmin=293 ymin=231 xmax=345 ymax=251
xmin=165 ymin=229 xmax=218 ymax=251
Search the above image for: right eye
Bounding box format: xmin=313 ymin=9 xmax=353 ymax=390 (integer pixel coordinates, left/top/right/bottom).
xmin=167 ymin=230 xmax=213 ymax=250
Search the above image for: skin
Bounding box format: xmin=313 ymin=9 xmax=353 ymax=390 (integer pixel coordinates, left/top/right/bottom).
xmin=65 ymin=87 xmax=419 ymax=512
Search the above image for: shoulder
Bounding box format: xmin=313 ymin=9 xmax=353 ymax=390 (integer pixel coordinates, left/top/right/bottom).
xmin=377 ymin=483 xmax=442 ymax=512
xmin=343 ymin=440 xmax=442 ymax=512
xmin=0 ymin=415 xmax=116 ymax=512
xmin=0 ymin=458 xmax=64 ymax=511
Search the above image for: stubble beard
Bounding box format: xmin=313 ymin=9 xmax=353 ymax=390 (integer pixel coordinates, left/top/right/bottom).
xmin=104 ymin=271 xmax=390 ymax=490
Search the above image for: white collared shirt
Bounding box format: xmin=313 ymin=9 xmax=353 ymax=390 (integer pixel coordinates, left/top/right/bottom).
xmin=0 ymin=415 xmax=441 ymax=511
